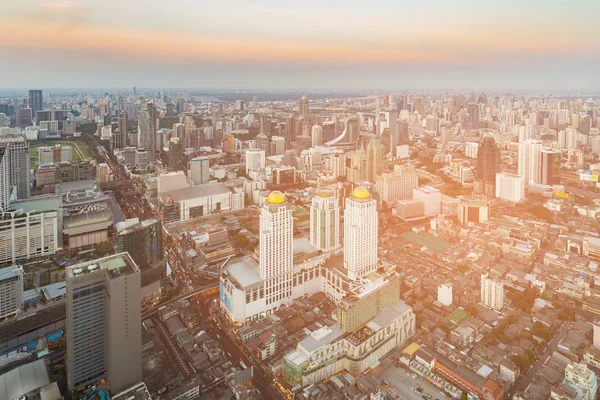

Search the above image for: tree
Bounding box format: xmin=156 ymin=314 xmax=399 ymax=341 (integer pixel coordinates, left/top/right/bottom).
xmin=512 ymin=355 xmax=530 ymax=371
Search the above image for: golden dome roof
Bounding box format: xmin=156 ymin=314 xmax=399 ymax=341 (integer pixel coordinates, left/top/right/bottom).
xmin=266 ymin=191 xmax=286 ymax=204
xmin=351 ymin=187 xmax=371 ymax=199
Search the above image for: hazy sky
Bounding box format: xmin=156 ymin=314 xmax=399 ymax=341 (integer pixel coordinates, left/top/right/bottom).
xmin=1 ymin=0 xmax=599 ymax=90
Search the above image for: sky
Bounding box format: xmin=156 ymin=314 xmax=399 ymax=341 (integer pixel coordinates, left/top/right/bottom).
xmin=1 ymin=0 xmax=599 ymax=90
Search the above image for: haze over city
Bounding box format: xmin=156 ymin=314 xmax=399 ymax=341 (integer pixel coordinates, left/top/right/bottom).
xmin=2 ymin=0 xmax=600 ymax=89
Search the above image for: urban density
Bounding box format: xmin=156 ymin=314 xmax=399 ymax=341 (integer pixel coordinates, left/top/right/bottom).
xmin=1 ymin=1 xmax=600 ymax=400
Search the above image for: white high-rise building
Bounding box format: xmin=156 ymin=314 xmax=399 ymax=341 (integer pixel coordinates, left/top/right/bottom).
xmin=518 ymin=139 xmax=543 ymax=184
xmin=329 ymin=149 xmax=346 ymax=178
xmin=496 ymin=172 xmax=525 ymax=203
xmin=388 ymin=109 xmax=398 ymax=156
xmin=413 ymin=186 xmax=441 ymax=217
xmin=245 ymin=149 xmax=265 ymax=173
xmin=375 ymin=165 xmax=417 ymax=205
xmin=310 ymin=191 xmax=340 ymax=252
xmin=344 ymin=187 xmax=378 ymax=280
xmin=311 ymin=125 xmax=323 ymax=147
xmin=271 ymin=136 xmax=285 ymax=156
xmin=0 ymin=265 xmax=24 ymax=319
xmin=481 ymin=272 xmax=504 ymax=310
xmin=437 ymin=283 xmax=452 ymax=306
xmin=189 ymin=156 xmax=210 ymax=185
xmin=259 ymin=191 xmax=294 ymax=305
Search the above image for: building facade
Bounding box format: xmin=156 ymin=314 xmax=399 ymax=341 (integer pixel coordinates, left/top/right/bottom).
xmin=0 ymin=265 xmax=24 ymax=319
xmin=310 ymin=191 xmax=340 ymax=252
xmin=344 ymin=188 xmax=378 ymax=280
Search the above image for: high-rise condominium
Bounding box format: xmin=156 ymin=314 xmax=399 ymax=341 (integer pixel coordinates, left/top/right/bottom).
xmin=481 ymin=272 xmax=504 ymax=310
xmin=189 ymin=156 xmax=210 ymax=185
xmin=138 ymin=100 xmax=157 ymax=162
xmin=0 ymin=133 xmax=30 ymax=201
xmin=0 ymin=265 xmax=24 ymax=319
xmin=259 ymin=191 xmax=294 ymax=306
xmin=477 ymin=135 xmax=500 ymax=184
xmin=28 ymin=90 xmax=43 ymax=115
xmin=66 ymin=253 xmax=142 ymax=393
xmin=541 ymin=149 xmax=561 ymax=186
xmin=518 ymin=139 xmax=542 ymax=184
xmin=344 ymin=187 xmax=378 ymax=280
xmin=310 ymin=191 xmax=340 ymax=252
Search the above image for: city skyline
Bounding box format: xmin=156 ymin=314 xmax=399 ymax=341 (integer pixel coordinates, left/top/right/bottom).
xmin=1 ymin=0 xmax=600 ymax=90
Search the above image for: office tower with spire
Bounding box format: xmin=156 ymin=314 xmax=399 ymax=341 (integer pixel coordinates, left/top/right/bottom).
xmin=366 ymin=138 xmax=384 ymax=182
xmin=299 ymin=96 xmax=309 ymax=119
xmin=310 ymin=191 xmax=340 ymax=252
xmin=518 ymin=139 xmax=543 ymax=184
xmin=66 ymin=253 xmax=142 ymax=393
xmin=344 ymin=187 xmax=378 ymax=280
xmin=28 ymin=90 xmax=43 ymax=115
xmin=260 ymin=191 xmax=294 ymax=306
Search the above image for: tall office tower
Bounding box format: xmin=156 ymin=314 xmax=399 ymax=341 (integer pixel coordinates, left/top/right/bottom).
xmin=28 ymin=90 xmax=43 ymax=115
xmin=235 ymin=100 xmax=244 ymax=111
xmin=398 ymin=119 xmax=409 ymax=145
xmin=16 ymin=108 xmax=32 ymax=128
xmin=346 ymin=150 xmax=367 ymax=183
xmin=311 ymin=125 xmax=323 ymax=147
xmin=271 ymin=136 xmax=285 ymax=156
xmin=0 ymin=265 xmax=24 ymax=319
xmin=476 ymin=135 xmax=500 ymax=184
xmin=330 ymin=149 xmax=346 ymax=178
xmin=467 ymin=102 xmax=480 ymax=126
xmin=189 ymin=156 xmax=210 ymax=185
xmin=344 ymin=187 xmax=378 ymax=280
xmin=388 ymin=109 xmax=398 ymax=156
xmin=285 ymin=116 xmax=296 ymax=143
xmin=118 ymin=110 xmax=128 ymax=149
xmin=252 ymin=96 xmax=258 ymax=109
xmin=133 ymin=86 xmax=137 ymax=96
xmin=260 ymin=191 xmax=294 ymax=305
xmin=138 ymin=100 xmax=157 ymax=162
xmin=66 ymin=253 xmax=142 ymax=393
xmin=366 ymin=138 xmax=384 ymax=183
xmin=310 ymin=191 xmax=340 ymax=252
xmin=176 ymin=97 xmax=185 ymax=114
xmin=495 ymin=172 xmax=525 ymax=203
xmin=413 ymin=186 xmax=442 ymax=217
xmin=481 ymin=272 xmax=504 ymax=310
xmin=518 ymin=139 xmax=542 ymax=184
xmin=299 ymin=95 xmax=309 ymax=119
xmin=345 ymin=117 xmax=359 ymax=144
xmin=541 ymin=149 xmax=561 ymax=185
xmin=0 ymin=133 xmax=31 ymax=200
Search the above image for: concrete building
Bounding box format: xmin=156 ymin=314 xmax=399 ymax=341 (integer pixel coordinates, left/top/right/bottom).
xmin=311 ymin=125 xmax=323 ymax=147
xmin=437 ymin=283 xmax=452 ymax=306
xmin=541 ymin=149 xmax=561 ymax=186
xmin=344 ymin=188 xmax=378 ymax=280
xmin=283 ymin=301 xmax=415 ymax=386
xmin=394 ymin=199 xmax=425 ymax=221
xmin=157 ymin=171 xmax=187 ymax=194
xmin=271 ymin=136 xmax=285 ymax=156
xmin=518 ymin=139 xmax=543 ymax=184
xmin=245 ymin=149 xmax=266 ymax=173
xmin=38 ymin=144 xmax=72 ymax=165
xmin=66 ymin=253 xmax=142 ymax=393
xmin=310 ymin=191 xmax=340 ymax=252
xmin=0 ymin=265 xmax=24 ymax=319
xmin=564 ymin=362 xmax=597 ymax=400
xmin=375 ymin=165 xmax=417 ymax=205
xmin=158 ymin=183 xmax=243 ymax=222
xmin=496 ymin=172 xmax=525 ymax=203
xmin=96 ymin=163 xmax=110 ymax=183
xmin=413 ymin=186 xmax=441 ymax=217
xmin=189 ymin=157 xmax=210 ymax=185
xmin=481 ymin=273 xmax=503 ymax=310
xmin=458 ymin=200 xmax=489 ymax=226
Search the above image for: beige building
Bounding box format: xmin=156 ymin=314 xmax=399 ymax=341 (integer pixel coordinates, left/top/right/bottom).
xmin=66 ymin=253 xmax=142 ymax=393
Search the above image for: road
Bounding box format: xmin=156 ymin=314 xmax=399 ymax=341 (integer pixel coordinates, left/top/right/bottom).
xmin=207 ymin=317 xmax=283 ymax=399
xmin=507 ymin=321 xmax=571 ymax=397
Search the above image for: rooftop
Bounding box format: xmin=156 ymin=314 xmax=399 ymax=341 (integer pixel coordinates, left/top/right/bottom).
xmin=66 ymin=252 xmax=139 ymax=280
xmin=298 ymin=325 xmax=345 ymax=354
xmin=0 ymin=265 xmax=23 ymax=282
xmin=159 ymin=182 xmax=232 ymax=202
xmin=0 ymin=359 xmax=51 ymax=400
xmin=367 ymin=300 xmax=411 ymax=332
xmin=224 ymin=257 xmax=263 ymax=289
xmin=112 ymin=382 xmax=152 ymax=400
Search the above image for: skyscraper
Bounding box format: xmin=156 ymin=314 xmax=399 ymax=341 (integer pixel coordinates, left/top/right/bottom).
xmin=299 ymin=95 xmax=309 ymax=119
xmin=28 ymin=90 xmax=43 ymax=115
xmin=495 ymin=172 xmax=525 ymax=203
xmin=118 ymin=110 xmax=128 ymax=149
xmin=66 ymin=253 xmax=142 ymax=393
xmin=398 ymin=119 xmax=409 ymax=145
xmin=476 ymin=135 xmax=500 ymax=184
xmin=344 ymin=187 xmax=378 ymax=280
xmin=366 ymin=138 xmax=384 ymax=182
xmin=0 ymin=133 xmax=31 ymax=200
xmin=310 ymin=191 xmax=340 ymax=252
xmin=138 ymin=100 xmax=157 ymax=162
xmin=388 ymin=109 xmax=398 ymax=156
xmin=518 ymin=139 xmax=543 ymax=184
xmin=541 ymin=149 xmax=561 ymax=185
xmin=259 ymin=191 xmax=294 ymax=306
xmin=311 ymin=125 xmax=323 ymax=147
xmin=0 ymin=265 xmax=24 ymax=319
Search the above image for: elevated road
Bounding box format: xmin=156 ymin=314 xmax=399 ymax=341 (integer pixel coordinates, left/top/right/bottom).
xmin=142 ymin=283 xmax=218 ymax=319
